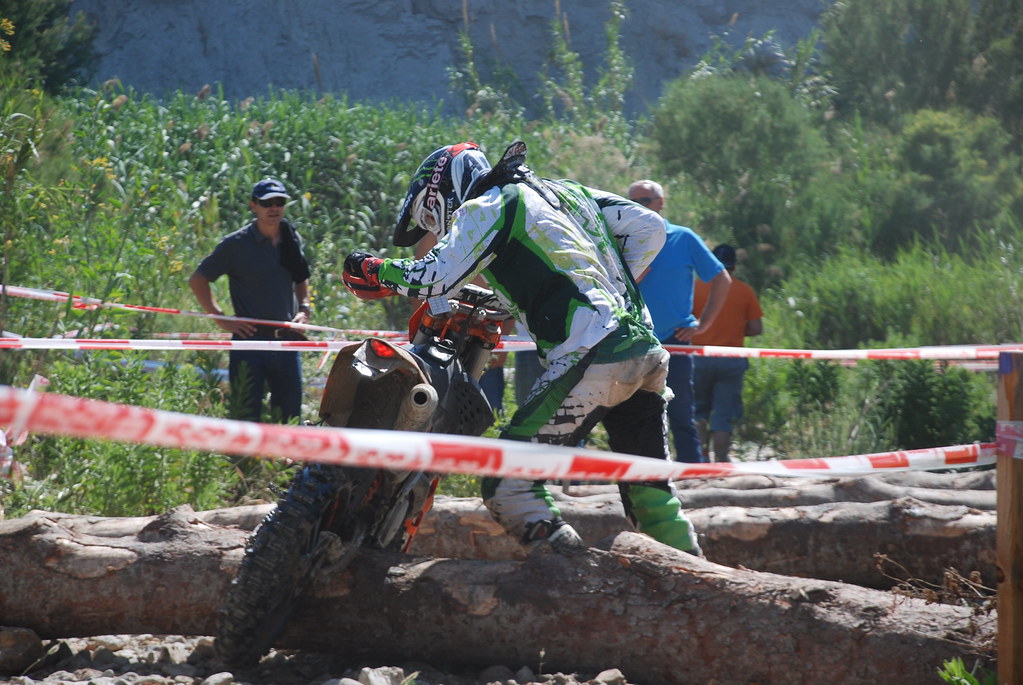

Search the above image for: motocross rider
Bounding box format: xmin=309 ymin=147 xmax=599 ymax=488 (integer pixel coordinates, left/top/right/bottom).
xmin=342 ymin=141 xmax=702 ymax=556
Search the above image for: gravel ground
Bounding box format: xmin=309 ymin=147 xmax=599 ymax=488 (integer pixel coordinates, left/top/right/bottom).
xmin=4 ymin=634 xmax=634 ymax=685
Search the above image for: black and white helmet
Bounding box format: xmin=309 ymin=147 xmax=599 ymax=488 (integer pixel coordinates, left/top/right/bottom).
xmin=393 ymin=142 xmax=491 ymax=247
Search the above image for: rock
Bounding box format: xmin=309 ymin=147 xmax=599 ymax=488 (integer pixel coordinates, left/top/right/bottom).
xmin=357 ymin=665 xmax=408 ymax=685
xmin=0 ymin=626 xmax=43 ymax=675
xmin=515 ymin=665 xmax=537 ymax=683
xmin=90 ymin=647 xmax=120 ymax=667
xmin=478 ymin=664 xmax=517 ymax=683
xmin=68 ymin=0 xmax=822 ymax=117
xmin=593 ymin=668 xmax=627 ymax=684
xmin=187 ymin=637 xmax=217 ymax=665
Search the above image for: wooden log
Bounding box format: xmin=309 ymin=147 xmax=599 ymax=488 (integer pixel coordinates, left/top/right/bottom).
xmin=407 ymin=495 xmax=995 ymax=590
xmin=670 ymin=468 xmax=995 ymax=492
xmin=674 ymin=476 xmax=996 ymax=510
xmin=0 ymin=506 xmax=244 ymax=637
xmin=36 ymin=490 xmax=990 ymax=591
xmin=0 ymin=507 xmax=995 ymax=685
xmin=689 ymin=497 xmax=996 ymax=589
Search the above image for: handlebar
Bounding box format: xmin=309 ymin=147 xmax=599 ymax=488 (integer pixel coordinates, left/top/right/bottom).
xmin=428 ymin=284 xmax=512 ymax=323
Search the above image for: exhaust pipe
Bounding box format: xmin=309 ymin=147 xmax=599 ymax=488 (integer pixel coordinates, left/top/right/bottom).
xmin=395 ymin=382 xmax=439 ymax=432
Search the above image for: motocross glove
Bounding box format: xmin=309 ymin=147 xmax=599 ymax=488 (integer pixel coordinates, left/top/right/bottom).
xmin=341 ymin=251 xmax=395 ymax=300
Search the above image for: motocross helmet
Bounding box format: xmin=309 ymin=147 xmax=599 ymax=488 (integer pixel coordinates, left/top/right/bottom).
xmin=393 ymin=142 xmax=491 ymax=247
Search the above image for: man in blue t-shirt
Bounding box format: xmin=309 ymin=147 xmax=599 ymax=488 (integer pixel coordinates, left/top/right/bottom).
xmin=630 ymin=179 xmax=731 ymax=463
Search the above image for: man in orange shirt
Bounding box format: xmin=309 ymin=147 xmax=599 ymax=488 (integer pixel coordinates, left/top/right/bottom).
xmin=691 ymin=244 xmax=764 ymax=462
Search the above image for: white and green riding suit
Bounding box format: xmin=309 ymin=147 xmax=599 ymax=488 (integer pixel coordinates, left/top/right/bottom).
xmin=377 ymin=178 xmax=701 ymax=553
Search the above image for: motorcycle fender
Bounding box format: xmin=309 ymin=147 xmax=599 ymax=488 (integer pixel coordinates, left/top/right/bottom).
xmin=319 ymin=339 xmax=433 ymax=429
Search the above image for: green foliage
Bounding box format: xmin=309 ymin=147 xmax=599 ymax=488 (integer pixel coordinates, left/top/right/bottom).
xmin=648 ymin=73 xmax=830 ymax=287
xmin=447 ymin=31 xmax=525 ymax=126
xmin=866 ymin=360 xmax=994 ymax=450
xmin=740 ymin=355 xmax=995 ymax=460
xmin=938 ymin=657 xmax=998 ymax=685
xmin=822 ymin=0 xmax=1023 ymax=149
xmin=538 ymin=0 xmax=634 ymax=148
xmin=0 ymin=69 xmax=81 ymax=387
xmin=962 ymin=0 xmax=1023 ymax=146
xmin=3 ymin=352 xmax=293 ymax=517
xmin=447 ymin=1 xmax=642 ymax=194
xmin=768 ymin=243 xmax=1023 ymax=351
xmin=651 ymin=74 xmax=826 ymax=190
xmin=741 ymin=358 xmax=890 ymax=460
xmin=877 ymin=108 xmax=1022 ymax=256
xmin=0 ymin=0 xmax=96 ymax=93
xmin=821 ymin=0 xmax=972 ymax=124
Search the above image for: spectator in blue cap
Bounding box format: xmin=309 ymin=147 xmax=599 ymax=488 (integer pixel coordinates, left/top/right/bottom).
xmin=189 ymin=177 xmax=312 ymax=423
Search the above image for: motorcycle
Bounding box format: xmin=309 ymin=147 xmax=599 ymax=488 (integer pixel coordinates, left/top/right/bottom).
xmin=214 ymin=283 xmax=512 ymax=668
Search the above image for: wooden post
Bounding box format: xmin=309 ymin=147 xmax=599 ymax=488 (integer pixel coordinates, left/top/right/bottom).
xmin=997 ymin=352 xmax=1023 ymax=684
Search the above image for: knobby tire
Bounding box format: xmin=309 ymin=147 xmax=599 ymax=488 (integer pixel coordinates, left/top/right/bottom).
xmin=214 ymin=464 xmax=359 ymax=668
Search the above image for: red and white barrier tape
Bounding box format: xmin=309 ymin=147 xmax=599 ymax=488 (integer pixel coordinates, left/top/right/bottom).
xmin=0 ymin=284 xmax=363 ymax=337
xmin=2 ymin=336 xmax=1020 ymax=360
xmin=8 ymin=284 xmax=1022 ymax=360
xmin=663 ymin=342 xmax=1023 ymax=361
xmin=0 ymin=337 xmax=542 ymax=352
xmin=996 ymin=420 xmax=1023 ymax=460
xmin=0 ymin=385 xmax=995 ymax=481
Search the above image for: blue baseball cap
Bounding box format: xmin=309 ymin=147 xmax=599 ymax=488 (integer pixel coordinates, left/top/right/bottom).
xmin=252 ymin=177 xmax=290 ymax=200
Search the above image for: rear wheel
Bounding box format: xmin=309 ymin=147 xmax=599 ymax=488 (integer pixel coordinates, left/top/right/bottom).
xmin=214 ymin=463 xmax=369 ymax=668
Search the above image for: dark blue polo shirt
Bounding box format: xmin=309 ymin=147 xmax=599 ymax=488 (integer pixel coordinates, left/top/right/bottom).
xmin=197 ymin=221 xmax=304 ymax=322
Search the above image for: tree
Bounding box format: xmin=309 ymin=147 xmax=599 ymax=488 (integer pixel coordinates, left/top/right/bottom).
xmin=649 ymin=73 xmax=829 ymax=287
xmin=821 ymin=0 xmax=972 ymax=125
xmin=821 ymin=0 xmax=1023 ymax=152
xmin=887 ymin=109 xmax=1021 ymax=255
xmin=0 ymin=0 xmax=96 ymax=93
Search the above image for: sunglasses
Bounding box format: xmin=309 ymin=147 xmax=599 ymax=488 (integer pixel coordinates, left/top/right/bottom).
xmin=631 ymin=196 xmax=657 ymax=206
xmin=256 ymin=197 xmax=287 ymax=207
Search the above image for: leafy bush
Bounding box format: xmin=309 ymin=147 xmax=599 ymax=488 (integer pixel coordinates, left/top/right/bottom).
xmin=767 ymin=242 xmax=1023 ymax=351
xmin=741 ymin=358 xmax=888 ymax=460
xmin=865 ymin=360 xmax=994 ymax=450
xmin=3 ymin=352 xmax=295 ymax=517
xmin=740 ymin=355 xmax=995 ymax=461
xmin=938 ymin=656 xmax=998 ymax=685
xmin=821 ymin=0 xmax=972 ymax=125
xmin=0 ymin=0 xmax=96 ymax=92
xmin=647 ymin=73 xmax=830 ymax=288
xmin=876 ymin=109 xmax=1022 ymax=257
xmin=821 ymin=0 xmax=1023 ymax=150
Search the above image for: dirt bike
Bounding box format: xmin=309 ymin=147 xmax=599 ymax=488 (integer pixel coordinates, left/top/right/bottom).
xmin=214 ymin=283 xmax=511 ymax=668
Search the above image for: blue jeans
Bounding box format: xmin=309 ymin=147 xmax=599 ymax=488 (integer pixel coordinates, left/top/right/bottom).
xmin=694 ymin=356 xmax=749 ymax=432
xmin=229 ymin=349 xmax=303 ymax=423
xmin=479 ymin=365 xmax=504 ymax=414
xmin=664 ymin=352 xmax=704 ymax=463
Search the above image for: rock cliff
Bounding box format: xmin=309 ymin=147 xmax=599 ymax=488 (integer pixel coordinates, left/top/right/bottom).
xmin=71 ymin=0 xmax=823 ymax=115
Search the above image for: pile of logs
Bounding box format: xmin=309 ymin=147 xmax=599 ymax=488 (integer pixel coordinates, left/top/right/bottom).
xmin=0 ymin=469 xmax=997 ymax=683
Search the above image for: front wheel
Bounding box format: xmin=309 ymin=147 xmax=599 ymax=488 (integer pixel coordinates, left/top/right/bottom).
xmin=214 ymin=463 xmax=367 ymax=668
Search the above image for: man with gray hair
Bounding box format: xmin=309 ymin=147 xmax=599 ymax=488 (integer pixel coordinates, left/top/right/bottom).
xmin=629 ymin=179 xmax=731 ymax=463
